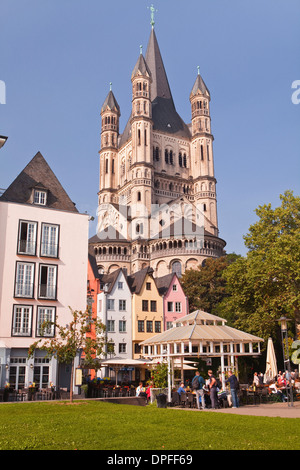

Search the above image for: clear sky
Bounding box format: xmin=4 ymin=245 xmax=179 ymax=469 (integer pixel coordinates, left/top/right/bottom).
xmin=0 ymin=0 xmax=299 ymax=256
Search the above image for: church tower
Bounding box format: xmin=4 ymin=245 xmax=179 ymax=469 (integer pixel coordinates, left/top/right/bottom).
xmin=90 ymin=14 xmax=226 ymax=277
xmin=190 ymin=67 xmax=218 ymax=234
xmin=99 ymin=86 xmax=120 ymax=205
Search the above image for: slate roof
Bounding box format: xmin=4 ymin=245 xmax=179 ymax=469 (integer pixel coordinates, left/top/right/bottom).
xmin=127 ymin=266 xmax=155 ymax=295
xmin=0 ymin=151 xmax=78 ymax=212
xmin=190 ymin=72 xmax=210 ymax=98
xmin=155 ymin=272 xmax=175 ymax=296
xmin=131 ymin=52 xmax=152 ymax=79
xmin=99 ymin=268 xmax=122 ymax=294
xmin=101 ymin=90 xmax=120 ymax=114
xmin=119 ymin=28 xmax=191 ymax=147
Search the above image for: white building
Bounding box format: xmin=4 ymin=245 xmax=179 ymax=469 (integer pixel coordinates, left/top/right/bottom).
xmin=97 ymin=268 xmax=132 ymax=381
xmin=0 ymin=152 xmax=89 ymax=393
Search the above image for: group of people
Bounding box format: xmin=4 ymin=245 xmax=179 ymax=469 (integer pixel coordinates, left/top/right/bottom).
xmin=179 ymin=369 xmax=240 ymax=410
xmin=136 ymin=381 xmax=152 ymax=401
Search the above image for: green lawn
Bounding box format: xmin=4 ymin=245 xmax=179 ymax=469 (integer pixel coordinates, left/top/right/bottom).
xmin=0 ymin=401 xmax=299 ymax=450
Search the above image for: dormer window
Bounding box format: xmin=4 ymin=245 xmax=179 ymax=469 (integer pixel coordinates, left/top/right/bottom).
xmin=34 ymin=189 xmax=47 ymax=206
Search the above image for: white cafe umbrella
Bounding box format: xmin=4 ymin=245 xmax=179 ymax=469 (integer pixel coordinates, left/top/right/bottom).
xmin=264 ymin=337 xmax=278 ymax=382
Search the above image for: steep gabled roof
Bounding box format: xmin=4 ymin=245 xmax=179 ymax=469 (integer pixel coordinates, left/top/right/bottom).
xmin=145 ymin=28 xmax=191 ymax=138
xmin=132 ymin=52 xmax=152 ymax=79
xmin=99 ymin=268 xmax=122 ymax=294
xmin=127 ymin=266 xmax=155 ymax=295
xmin=155 ymin=272 xmax=175 ymax=296
xmin=190 ymin=71 xmax=210 ymax=98
xmin=0 ymin=151 xmax=78 ymax=212
xmin=119 ymin=28 xmax=191 ymax=146
xmin=101 ymin=89 xmax=120 ymax=114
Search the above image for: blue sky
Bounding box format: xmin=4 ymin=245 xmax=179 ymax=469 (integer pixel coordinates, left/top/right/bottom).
xmin=0 ymin=0 xmax=299 ymax=256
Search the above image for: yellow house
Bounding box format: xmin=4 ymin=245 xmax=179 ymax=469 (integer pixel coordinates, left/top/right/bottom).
xmin=128 ymin=267 xmax=163 ymax=359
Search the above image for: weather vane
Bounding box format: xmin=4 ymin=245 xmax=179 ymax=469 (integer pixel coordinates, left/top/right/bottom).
xmin=148 ymin=4 xmax=158 ymax=27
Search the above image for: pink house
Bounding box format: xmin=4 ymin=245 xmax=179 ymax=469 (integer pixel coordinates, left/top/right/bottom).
xmin=156 ymin=273 xmax=189 ymax=330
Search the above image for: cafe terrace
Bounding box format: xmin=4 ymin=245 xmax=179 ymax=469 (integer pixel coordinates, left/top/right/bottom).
xmin=140 ymin=310 xmax=264 ymax=401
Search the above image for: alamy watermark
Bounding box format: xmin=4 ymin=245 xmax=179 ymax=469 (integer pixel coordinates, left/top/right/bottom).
xmin=291 ymin=80 xmax=300 ymax=104
xmin=0 ymin=80 xmax=6 ymax=104
xmin=96 ymin=201 xmax=205 ymax=248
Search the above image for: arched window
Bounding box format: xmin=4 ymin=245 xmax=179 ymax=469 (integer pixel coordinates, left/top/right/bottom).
xmin=178 ymin=152 xmax=182 ymax=167
xmin=137 ymin=191 xmax=141 ymax=202
xmin=172 ymin=261 xmax=182 ymax=277
xmin=165 ymin=149 xmax=169 ymax=164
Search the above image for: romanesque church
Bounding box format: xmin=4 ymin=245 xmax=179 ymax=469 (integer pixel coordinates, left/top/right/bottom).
xmin=89 ymin=24 xmax=226 ymax=277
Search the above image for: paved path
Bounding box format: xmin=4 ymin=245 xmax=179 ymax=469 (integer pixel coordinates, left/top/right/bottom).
xmin=195 ymin=401 xmax=300 ymax=418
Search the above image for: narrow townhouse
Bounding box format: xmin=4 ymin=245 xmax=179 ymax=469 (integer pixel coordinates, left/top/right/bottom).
xmin=127 ymin=267 xmax=163 ymax=364
xmin=155 ymin=273 xmax=189 ymax=330
xmin=0 ymin=152 xmax=89 ymax=395
xmin=97 ymin=267 xmax=132 ymax=381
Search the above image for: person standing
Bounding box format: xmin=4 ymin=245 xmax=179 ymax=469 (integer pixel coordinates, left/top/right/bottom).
xmin=192 ymin=371 xmax=206 ymax=410
xmin=225 ymin=370 xmax=240 ymax=408
xmin=208 ymin=370 xmax=218 ymax=409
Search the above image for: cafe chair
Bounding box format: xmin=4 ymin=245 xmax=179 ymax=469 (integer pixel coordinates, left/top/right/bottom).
xmin=180 ymin=392 xmax=187 ymax=407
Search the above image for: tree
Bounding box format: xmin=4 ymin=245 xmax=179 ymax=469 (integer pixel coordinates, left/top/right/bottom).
xmin=220 ymin=191 xmax=300 ymax=342
xmin=180 ymin=254 xmax=239 ymax=313
xmin=28 ymin=308 xmax=106 ymax=402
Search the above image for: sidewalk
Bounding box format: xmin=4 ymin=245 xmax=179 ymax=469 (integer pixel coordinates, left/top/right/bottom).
xmin=201 ymin=401 xmax=300 ymax=418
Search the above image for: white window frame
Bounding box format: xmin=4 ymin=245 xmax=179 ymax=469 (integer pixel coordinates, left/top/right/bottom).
xmin=175 ymin=302 xmax=182 ymax=313
xmin=118 ymin=282 xmax=123 ymax=290
xmin=38 ymin=264 xmax=57 ymax=300
xmin=119 ymin=320 xmax=126 ymax=332
xmin=40 ymin=223 xmax=59 ymax=258
xmin=119 ymin=343 xmax=127 ymax=354
xmin=12 ymin=305 xmax=33 ymax=336
xmin=36 ymin=306 xmax=56 ymax=337
xmin=15 ymin=262 xmax=35 ymax=298
xmin=107 ymin=299 xmax=115 ymax=310
xmin=17 ymin=220 xmax=37 ymax=255
xmin=119 ymin=299 xmax=126 ymax=311
xmin=34 ymin=189 xmax=47 ymax=205
xmin=107 ymin=320 xmax=115 ymax=332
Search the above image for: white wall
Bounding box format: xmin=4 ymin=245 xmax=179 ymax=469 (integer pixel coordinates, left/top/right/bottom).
xmin=0 ymin=200 xmax=89 ymax=350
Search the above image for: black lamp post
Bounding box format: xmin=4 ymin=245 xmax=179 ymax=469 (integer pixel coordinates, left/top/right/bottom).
xmin=278 ymin=316 xmax=294 ymax=407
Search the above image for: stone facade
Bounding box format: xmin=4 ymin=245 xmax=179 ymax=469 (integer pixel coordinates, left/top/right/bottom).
xmin=90 ymin=26 xmax=226 ymax=277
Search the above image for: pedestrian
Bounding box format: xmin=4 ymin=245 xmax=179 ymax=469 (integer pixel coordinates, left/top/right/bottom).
xmin=191 ymin=371 xmax=206 ymax=409
xmin=253 ymin=372 xmax=260 ymax=389
xmin=225 ymin=370 xmax=240 ymax=408
xmin=208 ymin=370 xmax=218 ymax=409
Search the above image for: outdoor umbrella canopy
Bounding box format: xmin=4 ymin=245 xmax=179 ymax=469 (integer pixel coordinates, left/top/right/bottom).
xmin=264 ymin=337 xmax=278 ymax=382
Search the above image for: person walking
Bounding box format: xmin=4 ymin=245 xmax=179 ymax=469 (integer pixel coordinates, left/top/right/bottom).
xmin=191 ymin=371 xmax=206 ymax=409
xmin=208 ymin=370 xmax=218 ymax=409
xmin=225 ymin=370 xmax=240 ymax=408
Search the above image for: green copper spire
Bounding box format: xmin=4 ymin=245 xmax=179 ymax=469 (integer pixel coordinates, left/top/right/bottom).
xmin=148 ymin=3 xmax=158 ymax=28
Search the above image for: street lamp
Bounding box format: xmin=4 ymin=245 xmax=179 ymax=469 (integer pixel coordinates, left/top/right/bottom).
xmin=277 ymin=316 xmax=294 ymax=407
xmin=0 ymin=135 xmax=8 ymax=149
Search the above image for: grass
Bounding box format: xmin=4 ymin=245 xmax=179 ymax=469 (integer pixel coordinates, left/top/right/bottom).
xmin=0 ymin=400 xmax=299 ymax=450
